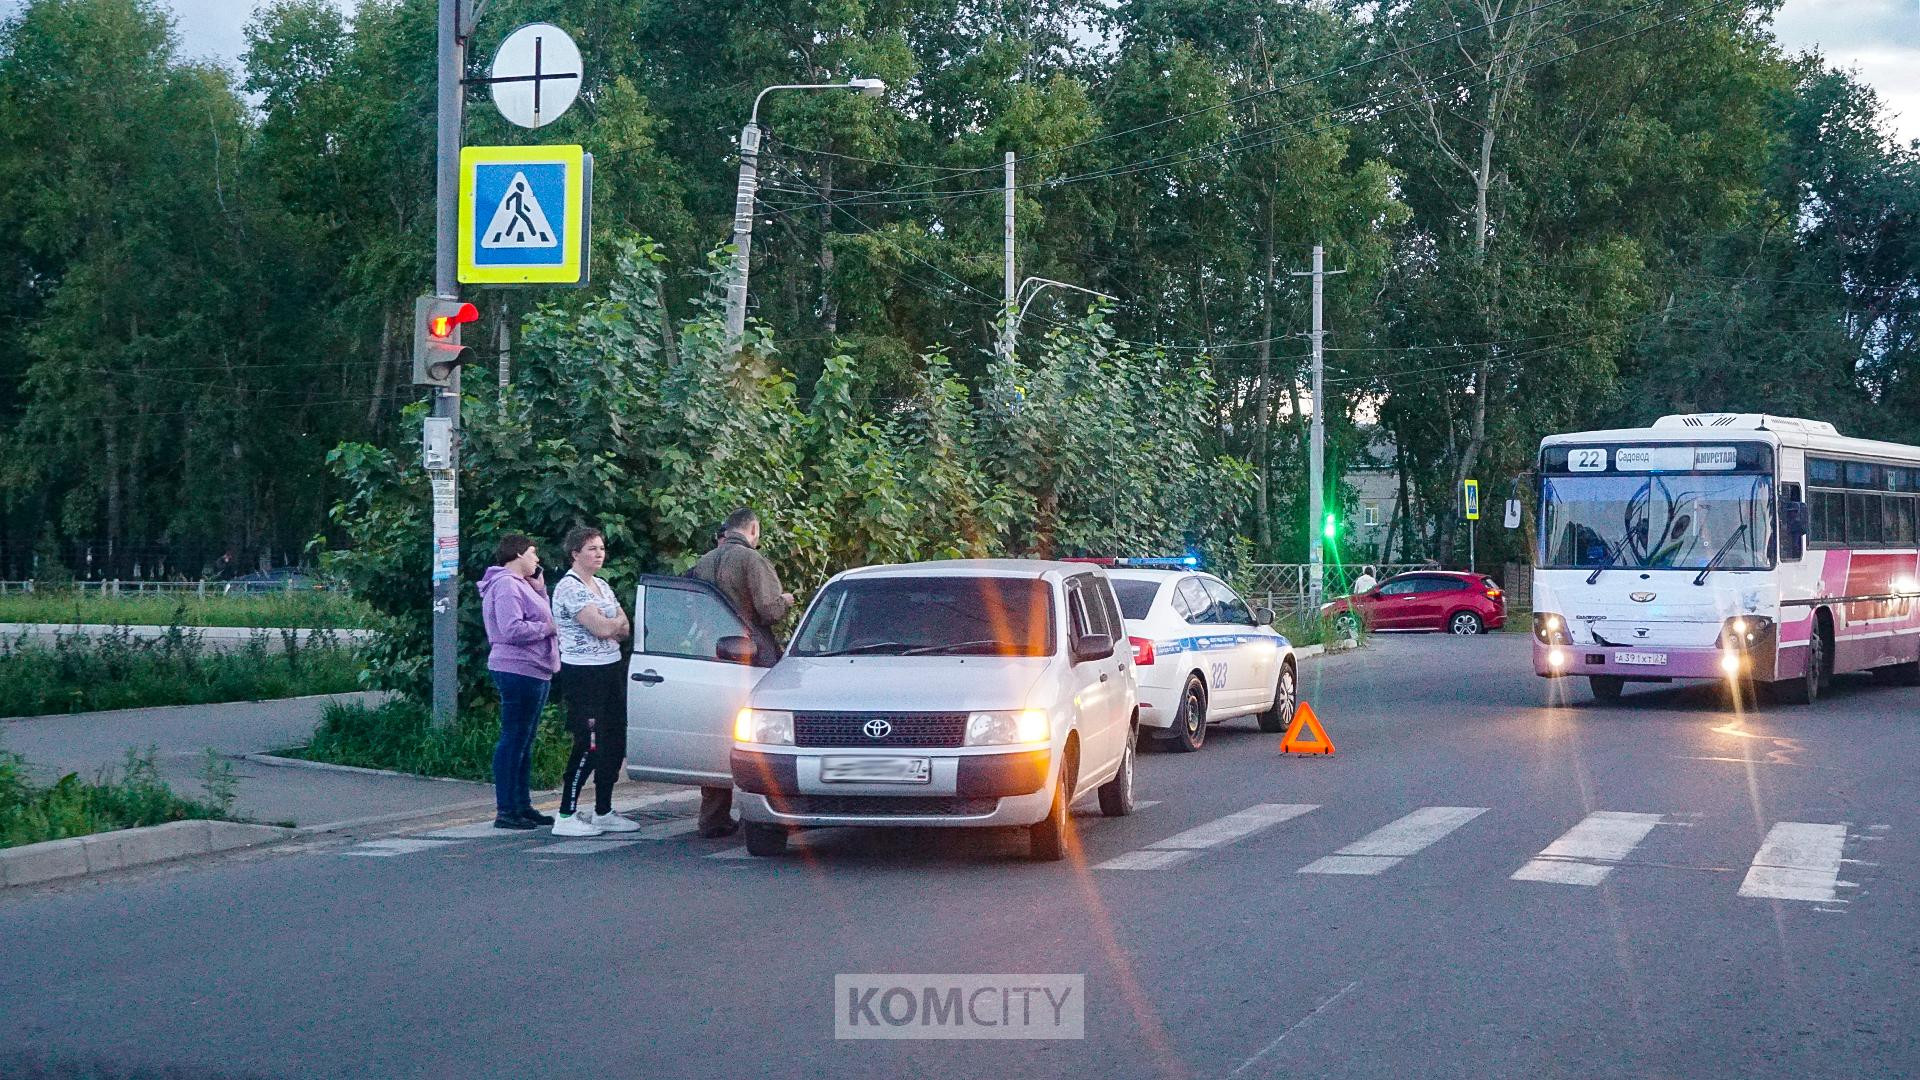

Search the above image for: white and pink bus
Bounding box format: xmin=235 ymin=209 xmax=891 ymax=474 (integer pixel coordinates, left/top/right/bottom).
xmin=1532 ymin=414 xmax=1920 ymax=704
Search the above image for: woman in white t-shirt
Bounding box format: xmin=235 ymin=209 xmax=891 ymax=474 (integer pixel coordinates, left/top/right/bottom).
xmin=550 ymin=525 xmax=638 ymax=836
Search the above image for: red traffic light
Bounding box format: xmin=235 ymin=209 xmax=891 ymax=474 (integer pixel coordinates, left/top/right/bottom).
xmin=427 ymin=302 xmax=479 ymax=339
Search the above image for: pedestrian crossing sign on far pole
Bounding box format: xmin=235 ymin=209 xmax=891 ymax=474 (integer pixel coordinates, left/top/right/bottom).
xmin=458 ymin=144 xmax=589 ymax=286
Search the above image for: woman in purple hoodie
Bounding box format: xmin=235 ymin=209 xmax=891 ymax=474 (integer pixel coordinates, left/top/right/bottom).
xmin=478 ymin=534 xmax=561 ymax=829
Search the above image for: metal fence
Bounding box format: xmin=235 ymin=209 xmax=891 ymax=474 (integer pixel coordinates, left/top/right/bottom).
xmin=0 ymin=580 xmax=314 ymax=597
xmin=1239 ymin=563 xmax=1434 ymax=616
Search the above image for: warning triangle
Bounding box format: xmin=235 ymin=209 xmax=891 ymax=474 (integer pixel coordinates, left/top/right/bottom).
xmin=1280 ymin=701 xmax=1335 ymax=755
xmin=481 ymin=172 xmax=557 ymax=248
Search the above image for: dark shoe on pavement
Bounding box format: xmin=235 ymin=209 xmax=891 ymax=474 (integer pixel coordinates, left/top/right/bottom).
xmin=518 ymin=809 xmax=555 ymax=826
xmin=494 ymin=815 xmax=537 ymax=830
xmin=697 ymin=821 xmax=739 ymax=839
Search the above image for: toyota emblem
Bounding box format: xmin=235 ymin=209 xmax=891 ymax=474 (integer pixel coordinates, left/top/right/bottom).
xmin=862 ymin=719 xmax=893 ymax=739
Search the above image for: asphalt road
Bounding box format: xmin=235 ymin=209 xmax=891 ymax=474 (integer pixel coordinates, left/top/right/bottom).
xmin=4 ymin=634 xmax=1917 ymax=1080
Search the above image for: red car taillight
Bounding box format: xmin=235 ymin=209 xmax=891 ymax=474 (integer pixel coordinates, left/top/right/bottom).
xmin=1485 ymin=587 xmax=1503 ymax=602
xmin=1129 ymin=636 xmax=1156 ymax=665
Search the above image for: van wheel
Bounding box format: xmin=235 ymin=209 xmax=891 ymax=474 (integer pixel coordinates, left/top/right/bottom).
xmin=1163 ymin=675 xmax=1208 ymax=753
xmin=1097 ymin=725 xmax=1136 ymax=817
xmin=1257 ymin=660 xmax=1297 ymax=733
xmin=744 ymin=823 xmax=787 ymax=857
xmin=1029 ymin=753 xmax=1076 ymax=862
xmin=1589 ymin=675 xmax=1625 ymax=702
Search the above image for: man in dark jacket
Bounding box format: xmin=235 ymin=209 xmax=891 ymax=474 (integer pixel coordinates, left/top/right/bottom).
xmin=688 ymin=507 xmax=793 ymax=837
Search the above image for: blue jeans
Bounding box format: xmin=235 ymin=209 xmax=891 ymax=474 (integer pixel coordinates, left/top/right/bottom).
xmin=491 ymin=670 xmax=551 ymax=816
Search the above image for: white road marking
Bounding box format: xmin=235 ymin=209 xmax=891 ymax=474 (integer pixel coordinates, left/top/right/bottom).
xmin=1093 ymin=849 xmax=1197 ymax=871
xmin=1511 ymin=811 xmax=1665 ymax=885
xmin=612 ymin=789 xmax=701 ymax=813
xmin=1145 ymin=804 xmax=1319 ymax=850
xmin=1094 ymin=803 xmax=1318 ymax=870
xmin=532 ymin=840 xmax=643 ymax=855
xmin=342 ymin=838 xmax=463 ymax=857
xmin=420 ymin=822 xmax=512 ymax=839
xmin=634 ymin=819 xmax=701 ymax=841
xmin=1299 ymin=806 xmax=1489 ymax=876
xmin=1739 ymin=822 xmax=1849 ymax=902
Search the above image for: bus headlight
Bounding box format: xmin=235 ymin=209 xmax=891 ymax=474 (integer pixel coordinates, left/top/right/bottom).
xmin=1720 ymin=652 xmax=1744 ymax=674
xmin=1716 ymin=616 xmax=1775 ymax=652
xmin=1533 ymin=612 xmax=1570 ymax=645
xmin=1547 ymin=648 xmax=1567 ymax=669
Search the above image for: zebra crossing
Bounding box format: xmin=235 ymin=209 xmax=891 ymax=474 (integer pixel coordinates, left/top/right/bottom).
xmin=332 ymin=792 xmax=1871 ymax=904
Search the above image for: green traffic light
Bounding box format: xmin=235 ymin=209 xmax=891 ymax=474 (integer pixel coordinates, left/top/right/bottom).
xmin=1323 ymin=512 xmax=1338 ymax=540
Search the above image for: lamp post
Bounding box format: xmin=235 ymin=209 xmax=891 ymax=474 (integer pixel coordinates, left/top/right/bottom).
xmin=724 ymin=77 xmax=887 ymax=349
xmin=1000 ymin=276 xmax=1117 ymax=361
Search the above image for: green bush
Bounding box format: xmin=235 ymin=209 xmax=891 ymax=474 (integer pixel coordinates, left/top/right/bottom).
xmin=297 ymin=697 xmax=571 ymax=788
xmin=0 ymin=746 xmax=235 ymax=850
xmin=0 ymin=627 xmax=363 ymax=716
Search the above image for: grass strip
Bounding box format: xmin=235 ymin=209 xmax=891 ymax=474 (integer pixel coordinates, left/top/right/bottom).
xmin=0 ymin=745 xmax=240 ymax=850
xmin=295 ymin=697 xmax=572 ymax=788
xmin=0 ymin=590 xmax=371 ymax=629
xmin=0 ymin=627 xmax=363 ymax=717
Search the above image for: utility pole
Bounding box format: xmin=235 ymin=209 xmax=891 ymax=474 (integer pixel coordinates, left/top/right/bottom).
xmin=1291 ymin=244 xmax=1344 ymax=610
xmin=723 ymin=120 xmax=762 ymax=349
xmin=429 ymin=0 xmax=467 ymax=728
xmin=1002 ymin=151 xmax=1015 ymax=361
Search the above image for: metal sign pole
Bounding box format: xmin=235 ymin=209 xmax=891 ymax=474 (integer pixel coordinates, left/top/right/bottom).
xmin=430 ymin=0 xmax=466 ymax=728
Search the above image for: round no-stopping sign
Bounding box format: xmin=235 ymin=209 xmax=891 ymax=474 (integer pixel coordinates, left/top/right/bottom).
xmin=489 ymin=23 xmax=582 ymax=129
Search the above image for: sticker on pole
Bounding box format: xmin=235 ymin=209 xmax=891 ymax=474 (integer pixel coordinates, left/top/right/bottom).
xmin=459 ymin=145 xmax=588 ymax=285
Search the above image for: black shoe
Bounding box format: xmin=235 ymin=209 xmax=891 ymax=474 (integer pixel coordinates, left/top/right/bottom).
xmin=697 ymin=821 xmax=739 ymax=839
xmin=494 ymin=815 xmax=537 ymax=830
xmin=518 ymin=809 xmax=555 ymax=826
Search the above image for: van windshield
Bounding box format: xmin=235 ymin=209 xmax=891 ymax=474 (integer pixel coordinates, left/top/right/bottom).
xmin=791 ymin=576 xmax=1055 ymax=657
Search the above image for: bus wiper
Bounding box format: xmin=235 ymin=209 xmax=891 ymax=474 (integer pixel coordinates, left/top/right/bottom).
xmin=814 ymin=641 xmax=910 ymax=656
xmin=904 ymin=639 xmax=1015 ymax=656
xmin=1586 ymin=539 xmax=1629 ymax=585
xmin=1693 ymin=524 xmax=1750 ymax=586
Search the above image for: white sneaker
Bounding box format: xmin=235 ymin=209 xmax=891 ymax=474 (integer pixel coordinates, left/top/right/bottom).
xmin=587 ymin=811 xmax=641 ymax=833
xmin=551 ymin=812 xmax=603 ymax=837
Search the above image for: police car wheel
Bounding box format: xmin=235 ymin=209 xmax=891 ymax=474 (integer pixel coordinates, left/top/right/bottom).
xmin=1097 ymin=724 xmax=1136 ymax=817
xmin=1163 ymin=675 xmax=1208 ymax=753
xmin=1257 ymin=661 xmax=1297 ymax=733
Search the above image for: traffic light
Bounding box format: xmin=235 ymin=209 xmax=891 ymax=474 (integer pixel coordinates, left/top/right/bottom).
xmin=1323 ymin=511 xmax=1339 ymax=541
xmin=413 ymin=295 xmax=479 ymax=386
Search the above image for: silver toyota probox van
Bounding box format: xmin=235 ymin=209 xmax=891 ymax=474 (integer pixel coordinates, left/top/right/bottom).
xmin=625 ymin=560 xmax=1140 ymax=861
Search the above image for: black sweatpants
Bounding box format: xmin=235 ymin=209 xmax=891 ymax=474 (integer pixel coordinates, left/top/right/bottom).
xmin=558 ymin=661 xmax=627 ymax=816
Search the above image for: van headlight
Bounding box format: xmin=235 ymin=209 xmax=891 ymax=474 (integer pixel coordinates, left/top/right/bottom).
xmin=964 ymin=709 xmax=1051 ymax=746
xmin=734 ymin=708 xmax=794 ymax=745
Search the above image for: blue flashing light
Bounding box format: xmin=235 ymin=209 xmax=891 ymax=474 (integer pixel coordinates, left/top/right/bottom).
xmin=1113 ymin=554 xmax=1203 ymax=569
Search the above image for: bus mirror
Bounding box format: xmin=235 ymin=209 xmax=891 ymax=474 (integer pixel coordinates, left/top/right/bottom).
xmin=1781 ymin=499 xmax=1808 ymax=560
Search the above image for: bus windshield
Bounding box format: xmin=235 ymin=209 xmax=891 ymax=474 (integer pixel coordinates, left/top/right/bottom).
xmin=1540 ymin=473 xmax=1774 ymax=571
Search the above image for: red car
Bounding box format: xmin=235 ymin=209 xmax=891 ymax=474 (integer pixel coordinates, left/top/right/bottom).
xmin=1321 ymin=571 xmax=1507 ymax=635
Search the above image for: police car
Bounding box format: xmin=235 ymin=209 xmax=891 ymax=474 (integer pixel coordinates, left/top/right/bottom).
xmin=1099 ymin=561 xmax=1297 ymax=753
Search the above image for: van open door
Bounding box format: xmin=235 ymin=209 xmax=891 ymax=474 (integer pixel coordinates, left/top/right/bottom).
xmin=625 ymin=575 xmax=774 ymax=786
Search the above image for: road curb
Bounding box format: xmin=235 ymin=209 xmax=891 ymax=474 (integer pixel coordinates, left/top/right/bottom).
xmin=244 ymin=751 xmax=481 ymax=782
xmin=1294 ymin=638 xmax=1360 ymax=661
xmin=0 ymin=819 xmax=293 ymax=888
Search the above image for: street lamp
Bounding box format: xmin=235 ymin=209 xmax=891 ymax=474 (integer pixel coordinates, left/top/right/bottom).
xmin=724 ymin=78 xmax=889 ymax=348
xmin=1000 ymin=275 xmax=1117 ymax=361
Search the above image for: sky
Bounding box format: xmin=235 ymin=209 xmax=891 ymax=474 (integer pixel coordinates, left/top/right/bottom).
xmin=5 ymin=0 xmax=1918 ymax=144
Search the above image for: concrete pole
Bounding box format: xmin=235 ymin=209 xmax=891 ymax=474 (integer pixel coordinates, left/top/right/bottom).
xmin=429 ymin=0 xmax=465 ymax=728
xmin=1002 ymin=152 xmax=1015 ymax=361
xmin=1308 ymin=244 xmax=1326 ymax=611
xmin=723 ymin=121 xmax=763 ymax=349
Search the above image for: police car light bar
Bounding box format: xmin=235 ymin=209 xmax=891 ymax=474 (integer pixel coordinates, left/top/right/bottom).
xmin=1061 ymin=555 xmax=1202 ymax=568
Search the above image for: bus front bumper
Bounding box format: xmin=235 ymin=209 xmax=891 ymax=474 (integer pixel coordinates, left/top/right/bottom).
xmin=1533 ymin=641 xmax=1780 ymax=682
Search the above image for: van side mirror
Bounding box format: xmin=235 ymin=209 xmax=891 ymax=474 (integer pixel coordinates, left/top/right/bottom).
xmin=1780 ymin=499 xmax=1808 ymax=561
xmin=1071 ymin=633 xmax=1114 ymax=664
xmin=715 ymin=635 xmax=756 ymax=665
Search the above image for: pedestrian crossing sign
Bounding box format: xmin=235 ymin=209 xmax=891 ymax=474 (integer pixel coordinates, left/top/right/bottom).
xmin=458 ymin=144 xmax=588 ymax=285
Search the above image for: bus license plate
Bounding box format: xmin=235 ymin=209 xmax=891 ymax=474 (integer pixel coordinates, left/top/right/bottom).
xmin=821 ymin=757 xmax=931 ymax=784
xmin=1616 ymin=651 xmax=1667 ymax=666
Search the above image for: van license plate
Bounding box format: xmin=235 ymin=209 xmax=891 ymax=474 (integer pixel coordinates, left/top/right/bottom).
xmin=821 ymin=757 xmax=931 ymax=784
xmin=1616 ymin=651 xmax=1667 ymax=666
